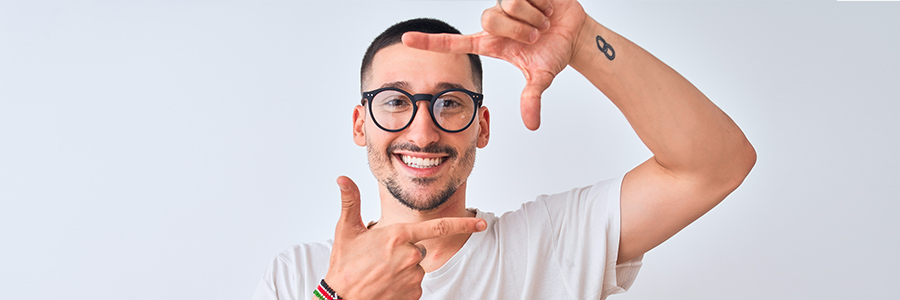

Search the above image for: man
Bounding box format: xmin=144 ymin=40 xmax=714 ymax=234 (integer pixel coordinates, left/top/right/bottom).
xmin=254 ymin=0 xmax=756 ymax=299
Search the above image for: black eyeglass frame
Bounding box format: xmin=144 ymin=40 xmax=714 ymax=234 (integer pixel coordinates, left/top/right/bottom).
xmin=361 ymin=87 xmax=484 ymax=133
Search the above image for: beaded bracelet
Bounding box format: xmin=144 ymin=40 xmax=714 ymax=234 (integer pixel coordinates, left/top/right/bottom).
xmin=313 ymin=279 xmax=342 ymax=300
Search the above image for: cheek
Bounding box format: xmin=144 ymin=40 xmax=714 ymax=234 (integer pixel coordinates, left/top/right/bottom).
xmin=455 ymin=129 xmax=480 ymax=149
xmin=366 ymin=139 xmax=392 ymax=172
xmin=363 ymin=120 xmax=382 ymax=144
xmin=364 ymin=126 xmax=396 ymax=158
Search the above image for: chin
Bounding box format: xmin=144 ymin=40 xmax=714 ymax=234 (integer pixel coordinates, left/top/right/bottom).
xmin=385 ymin=177 xmax=459 ymax=212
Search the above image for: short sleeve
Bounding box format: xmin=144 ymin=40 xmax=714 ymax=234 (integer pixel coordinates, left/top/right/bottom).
xmin=252 ymin=242 xmax=333 ymax=300
xmin=539 ymin=176 xmax=643 ymax=299
xmin=252 ymin=256 xmax=298 ymax=300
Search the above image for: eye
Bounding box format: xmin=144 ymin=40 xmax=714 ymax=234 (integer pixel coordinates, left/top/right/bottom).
xmin=436 ymin=95 xmax=465 ymax=109
xmin=377 ymin=94 xmax=412 ymax=110
xmin=386 ymin=98 xmax=409 ymax=107
xmin=439 ymin=99 xmax=460 ymax=108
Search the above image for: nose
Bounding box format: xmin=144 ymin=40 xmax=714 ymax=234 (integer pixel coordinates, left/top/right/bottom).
xmin=404 ymin=101 xmax=440 ymax=148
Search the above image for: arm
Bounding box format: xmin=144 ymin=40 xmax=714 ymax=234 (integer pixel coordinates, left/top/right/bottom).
xmin=403 ymin=0 xmax=755 ymax=263
xmin=568 ymin=18 xmax=756 ymax=262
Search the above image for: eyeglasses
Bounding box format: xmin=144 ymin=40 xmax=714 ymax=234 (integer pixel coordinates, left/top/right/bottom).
xmin=361 ymin=87 xmax=484 ymax=133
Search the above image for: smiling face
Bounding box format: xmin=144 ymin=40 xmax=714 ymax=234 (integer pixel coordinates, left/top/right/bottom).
xmin=353 ymin=44 xmax=490 ymax=211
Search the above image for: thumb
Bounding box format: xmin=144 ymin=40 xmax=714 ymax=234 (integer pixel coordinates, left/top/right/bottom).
xmin=520 ymin=70 xmax=555 ymax=131
xmin=335 ymin=176 xmax=365 ymax=238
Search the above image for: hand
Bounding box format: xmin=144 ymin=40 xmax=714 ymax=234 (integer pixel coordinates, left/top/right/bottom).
xmin=402 ymin=0 xmax=590 ymax=130
xmin=323 ymin=176 xmax=487 ymax=299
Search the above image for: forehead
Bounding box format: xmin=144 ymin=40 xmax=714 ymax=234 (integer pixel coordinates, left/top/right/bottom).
xmin=366 ymin=43 xmax=475 ymax=92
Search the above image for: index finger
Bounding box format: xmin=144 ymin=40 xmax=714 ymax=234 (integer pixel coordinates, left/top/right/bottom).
xmin=402 ymin=217 xmax=487 ymax=243
xmin=402 ymin=31 xmax=489 ymax=56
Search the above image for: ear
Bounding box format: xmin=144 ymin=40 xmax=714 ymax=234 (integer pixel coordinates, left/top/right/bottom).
xmin=476 ymin=106 xmax=490 ymax=148
xmin=352 ymin=105 xmax=366 ymax=146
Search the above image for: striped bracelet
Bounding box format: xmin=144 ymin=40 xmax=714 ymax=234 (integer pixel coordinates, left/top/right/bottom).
xmin=313 ymin=279 xmax=342 ymax=300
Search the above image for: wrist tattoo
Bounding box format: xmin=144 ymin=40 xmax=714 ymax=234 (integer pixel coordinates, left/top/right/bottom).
xmin=595 ymin=35 xmax=615 ymax=60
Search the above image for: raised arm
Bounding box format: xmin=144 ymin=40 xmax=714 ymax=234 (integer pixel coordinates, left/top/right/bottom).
xmin=403 ymin=0 xmax=756 ymax=262
xmin=569 ymin=17 xmax=756 ymax=262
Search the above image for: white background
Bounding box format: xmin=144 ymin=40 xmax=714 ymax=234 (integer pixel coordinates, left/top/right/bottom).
xmin=1 ymin=0 xmax=898 ymax=299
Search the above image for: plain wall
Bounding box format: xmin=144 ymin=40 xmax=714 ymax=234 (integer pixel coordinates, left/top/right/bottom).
xmin=1 ymin=0 xmax=898 ymax=299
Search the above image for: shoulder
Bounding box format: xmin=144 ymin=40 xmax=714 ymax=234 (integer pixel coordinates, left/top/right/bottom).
xmin=482 ymin=176 xmax=625 ymax=252
xmin=541 ymin=176 xmax=623 ymax=208
xmin=276 ymin=241 xmax=333 ymax=266
xmin=252 ymin=241 xmax=333 ymax=300
xmin=274 ymin=241 xmax=333 ymax=282
xmin=498 ymin=176 xmax=624 ymax=225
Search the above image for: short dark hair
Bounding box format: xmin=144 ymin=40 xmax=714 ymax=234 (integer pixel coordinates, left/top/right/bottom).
xmin=360 ymin=18 xmax=483 ymax=92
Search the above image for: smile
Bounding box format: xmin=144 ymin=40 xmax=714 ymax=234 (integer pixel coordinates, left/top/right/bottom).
xmin=399 ymin=154 xmax=446 ymax=169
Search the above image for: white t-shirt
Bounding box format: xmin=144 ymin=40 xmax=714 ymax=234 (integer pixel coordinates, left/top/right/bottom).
xmin=253 ymin=176 xmax=642 ymax=299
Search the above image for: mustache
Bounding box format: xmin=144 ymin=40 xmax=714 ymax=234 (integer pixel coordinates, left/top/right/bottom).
xmin=387 ymin=142 xmax=458 ymax=158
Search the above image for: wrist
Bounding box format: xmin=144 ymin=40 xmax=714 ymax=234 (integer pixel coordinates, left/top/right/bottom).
xmin=322 ymin=274 xmax=346 ymax=299
xmin=569 ymin=17 xmax=611 ymax=73
xmin=315 ymin=278 xmax=343 ymax=300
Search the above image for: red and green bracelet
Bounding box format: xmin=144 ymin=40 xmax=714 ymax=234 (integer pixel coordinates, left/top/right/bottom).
xmin=313 ymin=279 xmax=342 ymax=300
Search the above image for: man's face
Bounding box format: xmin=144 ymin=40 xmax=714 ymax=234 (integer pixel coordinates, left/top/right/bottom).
xmin=353 ymin=43 xmax=489 ymax=211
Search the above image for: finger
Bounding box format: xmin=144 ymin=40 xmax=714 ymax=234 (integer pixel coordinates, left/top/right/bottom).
xmin=414 ymin=263 xmax=425 ymax=278
xmin=402 ymin=31 xmax=483 ymax=55
xmin=527 ymin=0 xmax=554 ymax=17
xmin=483 ymin=7 xmax=540 ymax=44
xmin=520 ymin=70 xmax=555 ymax=131
xmin=403 ymin=217 xmax=487 ymax=243
xmin=498 ymin=0 xmax=550 ymax=32
xmin=413 ymin=243 xmax=427 ymax=262
xmin=335 ymin=176 xmax=366 ymax=236
xmin=411 ymin=265 xmax=425 ymax=298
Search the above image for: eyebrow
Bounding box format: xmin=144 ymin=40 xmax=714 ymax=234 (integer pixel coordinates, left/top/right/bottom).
xmin=379 ymin=81 xmax=467 ymax=92
xmin=380 ymin=81 xmax=410 ymax=90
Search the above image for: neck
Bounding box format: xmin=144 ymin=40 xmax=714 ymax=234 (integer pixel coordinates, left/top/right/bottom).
xmin=373 ymin=181 xmax=476 ymax=272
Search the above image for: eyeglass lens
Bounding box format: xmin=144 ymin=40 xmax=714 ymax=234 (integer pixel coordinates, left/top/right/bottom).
xmin=370 ymin=90 xmax=476 ymax=131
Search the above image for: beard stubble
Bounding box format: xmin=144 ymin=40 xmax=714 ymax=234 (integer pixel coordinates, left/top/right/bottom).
xmin=367 ymin=139 xmax=477 ymax=211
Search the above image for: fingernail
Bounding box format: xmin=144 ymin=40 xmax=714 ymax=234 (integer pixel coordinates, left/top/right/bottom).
xmin=338 ymin=184 xmax=349 ymax=191
xmin=540 ymin=19 xmax=550 ymax=31
xmin=476 ymin=220 xmax=486 ymax=231
xmin=545 ymin=7 xmax=553 ymax=17
xmin=529 ymin=29 xmax=538 ymax=43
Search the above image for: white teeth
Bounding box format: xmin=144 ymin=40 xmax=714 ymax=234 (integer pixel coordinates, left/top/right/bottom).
xmin=401 ymin=155 xmax=445 ymax=169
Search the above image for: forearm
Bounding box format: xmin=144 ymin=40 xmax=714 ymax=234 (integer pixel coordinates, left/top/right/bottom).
xmin=570 ymin=17 xmax=755 ymax=182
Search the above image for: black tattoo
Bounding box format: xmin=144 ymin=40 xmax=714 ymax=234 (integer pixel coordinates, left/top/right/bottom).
xmin=596 ymin=35 xmax=615 ymax=60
